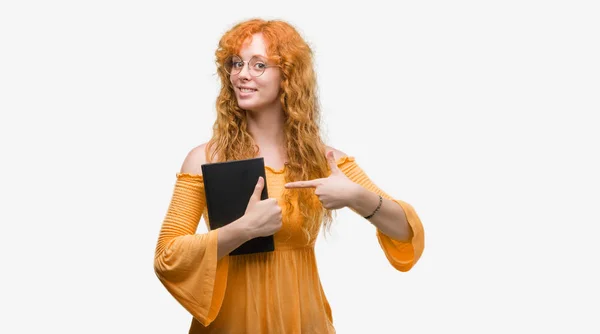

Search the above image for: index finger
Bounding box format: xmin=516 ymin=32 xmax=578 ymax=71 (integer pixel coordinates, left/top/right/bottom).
xmin=284 ymin=179 xmax=322 ymax=189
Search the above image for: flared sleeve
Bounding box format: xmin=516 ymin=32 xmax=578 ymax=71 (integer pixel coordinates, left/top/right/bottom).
xmin=337 ymin=157 xmax=425 ymax=272
xmin=153 ymin=173 xmax=229 ymax=326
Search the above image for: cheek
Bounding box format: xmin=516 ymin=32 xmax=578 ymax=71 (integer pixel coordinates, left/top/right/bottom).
xmin=266 ymin=82 xmax=280 ymax=98
xmin=258 ymin=76 xmax=281 ymax=97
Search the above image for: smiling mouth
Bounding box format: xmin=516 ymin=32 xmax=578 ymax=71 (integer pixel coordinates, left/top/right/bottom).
xmin=239 ymin=87 xmax=257 ymax=92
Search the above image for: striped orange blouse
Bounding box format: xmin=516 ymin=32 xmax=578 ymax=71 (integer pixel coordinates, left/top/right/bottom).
xmin=154 ymin=156 xmax=425 ymax=333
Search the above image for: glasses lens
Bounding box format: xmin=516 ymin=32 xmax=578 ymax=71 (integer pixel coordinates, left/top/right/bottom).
xmin=225 ymin=55 xmax=242 ymax=75
xmin=248 ymin=57 xmax=267 ymax=77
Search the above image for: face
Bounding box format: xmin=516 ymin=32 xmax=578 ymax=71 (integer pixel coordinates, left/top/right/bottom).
xmin=229 ymin=33 xmax=282 ymax=112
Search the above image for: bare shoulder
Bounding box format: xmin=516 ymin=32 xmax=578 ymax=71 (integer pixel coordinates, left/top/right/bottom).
xmin=180 ymin=143 xmax=209 ymax=175
xmin=325 ymin=145 xmax=349 ymax=161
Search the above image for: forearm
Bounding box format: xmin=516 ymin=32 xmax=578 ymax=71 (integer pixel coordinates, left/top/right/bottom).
xmin=216 ymin=217 xmax=251 ymax=260
xmin=349 ymin=186 xmax=413 ymax=242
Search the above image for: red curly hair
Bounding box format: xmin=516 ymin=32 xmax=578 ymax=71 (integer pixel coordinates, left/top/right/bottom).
xmin=205 ymin=18 xmax=334 ymax=241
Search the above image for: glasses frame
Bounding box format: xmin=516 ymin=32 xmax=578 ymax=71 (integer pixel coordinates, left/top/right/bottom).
xmin=224 ymin=55 xmax=280 ymax=77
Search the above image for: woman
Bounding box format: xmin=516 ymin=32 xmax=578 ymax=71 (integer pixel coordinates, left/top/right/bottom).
xmin=154 ymin=18 xmax=425 ymax=333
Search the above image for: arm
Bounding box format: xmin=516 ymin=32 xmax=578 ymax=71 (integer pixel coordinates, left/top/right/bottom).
xmin=284 ymin=146 xmax=424 ymax=271
xmin=153 ymin=144 xmax=232 ymax=326
xmin=153 ymin=173 xmax=229 ymax=326
xmin=328 ymin=148 xmax=425 ymax=272
xmin=216 ymin=217 xmax=252 ymax=259
xmin=348 ymin=186 xmax=413 ymax=242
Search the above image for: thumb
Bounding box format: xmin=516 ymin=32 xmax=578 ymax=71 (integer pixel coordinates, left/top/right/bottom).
xmin=327 ymin=150 xmax=340 ymax=174
xmin=250 ymin=176 xmax=265 ymax=202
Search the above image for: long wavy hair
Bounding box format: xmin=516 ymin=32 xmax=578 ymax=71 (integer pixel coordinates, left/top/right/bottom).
xmin=205 ymin=18 xmax=334 ymax=241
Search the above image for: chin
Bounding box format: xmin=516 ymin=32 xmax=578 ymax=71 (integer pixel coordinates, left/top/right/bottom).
xmin=237 ymin=99 xmax=264 ymax=111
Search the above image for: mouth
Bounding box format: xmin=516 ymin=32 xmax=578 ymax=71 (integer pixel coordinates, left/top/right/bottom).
xmin=238 ymin=86 xmax=258 ymax=93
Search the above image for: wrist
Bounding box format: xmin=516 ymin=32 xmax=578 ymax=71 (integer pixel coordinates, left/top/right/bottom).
xmin=229 ymin=216 xmax=254 ymax=242
xmin=349 ymin=186 xmax=381 ymax=218
xmin=348 ymin=184 xmax=368 ymax=209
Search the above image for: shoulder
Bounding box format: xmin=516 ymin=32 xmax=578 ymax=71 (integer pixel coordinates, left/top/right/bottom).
xmin=325 ymin=145 xmax=349 ymax=161
xmin=180 ymin=143 xmax=210 ymax=175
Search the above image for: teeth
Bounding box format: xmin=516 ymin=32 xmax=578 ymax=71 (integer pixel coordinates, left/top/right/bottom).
xmin=240 ymin=88 xmax=256 ymax=92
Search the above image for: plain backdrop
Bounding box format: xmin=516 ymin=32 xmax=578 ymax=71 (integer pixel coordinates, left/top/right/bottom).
xmin=1 ymin=0 xmax=599 ymax=333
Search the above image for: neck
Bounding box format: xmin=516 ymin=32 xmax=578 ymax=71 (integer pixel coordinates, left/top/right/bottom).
xmin=245 ymin=105 xmax=286 ymax=151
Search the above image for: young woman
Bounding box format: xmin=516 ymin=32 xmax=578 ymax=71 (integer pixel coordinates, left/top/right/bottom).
xmin=154 ymin=18 xmax=425 ymax=333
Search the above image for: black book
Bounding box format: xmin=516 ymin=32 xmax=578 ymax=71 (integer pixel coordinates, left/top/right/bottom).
xmin=201 ymin=157 xmax=275 ymax=256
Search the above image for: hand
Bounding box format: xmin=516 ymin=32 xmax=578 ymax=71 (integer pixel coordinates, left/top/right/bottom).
xmin=284 ymin=151 xmax=361 ymax=210
xmin=241 ymin=176 xmax=283 ymax=239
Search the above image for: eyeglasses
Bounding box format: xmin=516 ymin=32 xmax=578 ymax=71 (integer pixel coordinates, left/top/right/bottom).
xmin=224 ymin=55 xmax=279 ymax=77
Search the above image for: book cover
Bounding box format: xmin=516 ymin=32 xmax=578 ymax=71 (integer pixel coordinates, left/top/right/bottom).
xmin=201 ymin=157 xmax=275 ymax=256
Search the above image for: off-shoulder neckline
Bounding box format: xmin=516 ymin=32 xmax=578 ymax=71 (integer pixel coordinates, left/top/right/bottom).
xmin=176 ymin=155 xmax=356 ymax=179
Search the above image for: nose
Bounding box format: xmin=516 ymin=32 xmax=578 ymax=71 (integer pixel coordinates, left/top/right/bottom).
xmin=237 ymin=62 xmax=251 ymax=80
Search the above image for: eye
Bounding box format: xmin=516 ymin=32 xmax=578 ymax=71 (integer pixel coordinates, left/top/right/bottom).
xmin=232 ymin=61 xmax=244 ymax=68
xmin=228 ymin=56 xmax=243 ymax=69
xmin=254 ymin=62 xmax=267 ymax=70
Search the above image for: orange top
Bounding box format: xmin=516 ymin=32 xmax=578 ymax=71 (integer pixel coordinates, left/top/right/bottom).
xmin=154 ymin=156 xmax=425 ymax=333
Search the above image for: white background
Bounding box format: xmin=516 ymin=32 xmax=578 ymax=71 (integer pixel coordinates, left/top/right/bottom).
xmin=1 ymin=0 xmax=599 ymax=333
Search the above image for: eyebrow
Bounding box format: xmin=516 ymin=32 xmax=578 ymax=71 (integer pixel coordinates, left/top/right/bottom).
xmin=236 ymin=54 xmax=268 ymax=59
